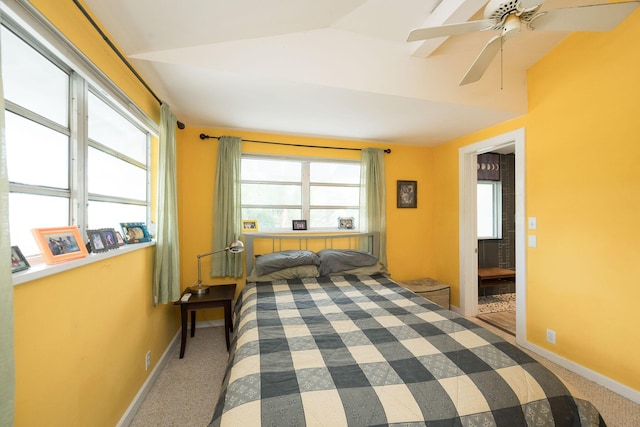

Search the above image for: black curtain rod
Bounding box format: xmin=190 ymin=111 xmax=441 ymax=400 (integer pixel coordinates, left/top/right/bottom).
xmin=199 ymin=134 xmax=391 ymax=154
xmin=72 ymin=0 xmax=185 ymax=130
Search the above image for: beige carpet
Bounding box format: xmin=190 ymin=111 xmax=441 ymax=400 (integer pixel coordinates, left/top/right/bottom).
xmin=130 ymin=326 xmax=228 ymax=427
xmin=131 ymin=325 xmax=640 ymax=427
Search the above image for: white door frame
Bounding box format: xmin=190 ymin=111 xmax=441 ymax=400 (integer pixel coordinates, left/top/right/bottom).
xmin=458 ymin=128 xmax=527 ymax=341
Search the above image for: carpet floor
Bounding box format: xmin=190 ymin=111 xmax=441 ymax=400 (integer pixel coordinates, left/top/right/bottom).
xmin=131 ymin=325 xmax=640 ymax=427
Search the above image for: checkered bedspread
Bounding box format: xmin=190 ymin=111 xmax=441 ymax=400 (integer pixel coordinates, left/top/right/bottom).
xmin=210 ymin=274 xmax=604 ymax=426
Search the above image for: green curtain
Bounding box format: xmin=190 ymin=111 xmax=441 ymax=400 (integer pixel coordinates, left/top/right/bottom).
xmin=153 ymin=104 xmax=181 ymax=304
xmin=359 ymin=148 xmax=387 ymax=264
xmin=0 ymin=27 xmax=16 ymax=426
xmin=211 ymin=136 xmax=243 ymax=277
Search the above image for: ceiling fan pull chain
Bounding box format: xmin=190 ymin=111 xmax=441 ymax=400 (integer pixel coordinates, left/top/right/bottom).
xmin=500 ymin=36 xmax=504 ymax=91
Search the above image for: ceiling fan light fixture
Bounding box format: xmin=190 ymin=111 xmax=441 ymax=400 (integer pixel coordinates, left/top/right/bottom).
xmin=407 ymin=0 xmax=640 ymax=85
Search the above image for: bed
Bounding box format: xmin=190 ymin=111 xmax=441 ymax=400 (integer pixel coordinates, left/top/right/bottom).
xmin=210 ymin=233 xmax=604 ymax=426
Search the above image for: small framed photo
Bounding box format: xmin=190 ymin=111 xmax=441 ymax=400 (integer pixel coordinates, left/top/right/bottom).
xmin=32 ymin=226 xmax=89 ymax=264
xmin=120 ymin=222 xmax=152 ymax=244
xmin=397 ymin=180 xmax=417 ymax=208
xmin=115 ymin=231 xmax=126 ymax=246
xmin=87 ymin=229 xmax=108 ymax=253
xmin=100 ymin=228 xmax=119 ymax=250
xmin=242 ymin=220 xmax=259 ymax=232
xmin=338 ymin=217 xmax=355 ymax=230
xmin=292 ymin=220 xmax=307 ymax=230
xmin=11 ymin=246 xmax=30 ymax=273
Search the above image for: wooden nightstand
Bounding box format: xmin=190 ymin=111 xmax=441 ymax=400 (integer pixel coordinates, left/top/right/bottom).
xmin=400 ymin=278 xmax=450 ymax=310
xmin=174 ymin=284 xmax=236 ymax=358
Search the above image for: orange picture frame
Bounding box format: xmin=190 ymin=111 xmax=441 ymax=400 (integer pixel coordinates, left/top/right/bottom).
xmin=32 ymin=226 xmax=89 ymax=264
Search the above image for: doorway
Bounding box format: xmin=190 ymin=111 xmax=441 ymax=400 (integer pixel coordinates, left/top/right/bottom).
xmin=458 ymin=128 xmax=526 ymax=342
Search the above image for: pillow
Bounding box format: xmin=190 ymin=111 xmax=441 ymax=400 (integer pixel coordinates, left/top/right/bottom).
xmin=317 ymin=249 xmax=378 ymax=276
xmin=247 ymin=264 xmax=319 ymax=282
xmin=328 ymin=262 xmax=389 ymax=277
xmin=255 ymin=250 xmax=320 ymax=276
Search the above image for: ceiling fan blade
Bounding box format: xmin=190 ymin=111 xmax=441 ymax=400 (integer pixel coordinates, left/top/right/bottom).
xmin=407 ymin=19 xmax=494 ymax=42
xmin=459 ymin=34 xmax=503 ymax=86
xmin=518 ymin=0 xmax=545 ymax=11
xmin=529 ymin=1 xmax=640 ymax=32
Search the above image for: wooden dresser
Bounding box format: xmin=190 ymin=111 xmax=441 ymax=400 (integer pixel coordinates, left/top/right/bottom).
xmin=400 ymin=278 xmax=450 ymax=310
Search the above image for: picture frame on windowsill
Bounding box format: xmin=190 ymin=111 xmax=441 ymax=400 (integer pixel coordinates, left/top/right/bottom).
xmin=87 ymin=229 xmax=108 ymax=253
xmin=32 ymin=226 xmax=89 ymax=264
xmin=101 ymin=228 xmax=119 ymax=250
xmin=11 ymin=246 xmax=30 ymax=273
xmin=292 ymin=220 xmax=307 ymax=230
xmin=120 ymin=222 xmax=152 ymax=244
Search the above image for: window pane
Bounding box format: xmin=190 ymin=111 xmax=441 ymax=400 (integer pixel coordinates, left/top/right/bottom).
xmin=9 ymin=193 xmax=69 ymax=256
xmin=88 ymin=201 xmax=147 ymax=232
xmin=241 ymin=183 xmax=300 ymax=205
xmin=1 ymin=27 xmax=69 ymax=126
xmin=311 ymin=209 xmax=359 ymax=228
xmin=311 ymin=163 xmax=360 ymax=184
xmin=311 ymin=186 xmax=359 ymax=206
xmin=241 ymin=158 xmax=301 ymax=182
xmin=477 ymin=182 xmax=497 ymax=239
xmin=88 ymin=92 xmax=147 ymax=163
xmin=242 ymin=208 xmax=301 ymax=229
xmin=6 ymin=112 xmax=69 ymax=188
xmin=88 ymin=148 xmax=147 ymax=200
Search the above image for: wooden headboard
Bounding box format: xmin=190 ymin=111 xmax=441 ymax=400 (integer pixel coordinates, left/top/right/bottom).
xmin=243 ymin=232 xmax=379 ymax=274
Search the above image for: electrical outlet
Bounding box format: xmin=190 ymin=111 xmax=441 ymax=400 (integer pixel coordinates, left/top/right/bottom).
xmin=145 ymin=351 xmax=151 ymax=371
xmin=546 ymin=329 xmax=556 ymax=345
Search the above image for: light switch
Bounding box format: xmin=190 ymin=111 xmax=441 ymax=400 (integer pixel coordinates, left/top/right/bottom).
xmin=528 ymin=217 xmax=537 ymax=230
xmin=528 ymin=235 xmax=537 ymax=248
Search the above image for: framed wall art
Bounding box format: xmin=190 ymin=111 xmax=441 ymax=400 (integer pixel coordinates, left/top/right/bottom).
xmin=11 ymin=246 xmax=30 ymax=273
xmin=32 ymin=226 xmax=89 ymax=264
xmin=397 ymin=180 xmax=417 ymax=208
xmin=242 ymin=220 xmax=259 ymax=232
xmin=120 ymin=222 xmax=152 ymax=244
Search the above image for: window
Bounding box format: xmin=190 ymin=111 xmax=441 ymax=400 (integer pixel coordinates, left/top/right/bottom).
xmin=241 ymin=155 xmax=360 ymax=230
xmin=2 ymin=21 xmax=152 ymax=257
xmin=477 ymin=181 xmax=502 ymax=240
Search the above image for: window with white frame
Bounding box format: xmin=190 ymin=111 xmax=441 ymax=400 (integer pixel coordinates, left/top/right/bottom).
xmin=241 ymin=155 xmax=360 ymax=230
xmin=2 ymin=21 xmax=152 ymax=257
xmin=477 ymin=181 xmax=502 ymax=240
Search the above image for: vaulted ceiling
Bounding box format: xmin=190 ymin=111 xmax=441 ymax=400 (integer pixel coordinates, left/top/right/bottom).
xmin=83 ymin=0 xmax=602 ymax=146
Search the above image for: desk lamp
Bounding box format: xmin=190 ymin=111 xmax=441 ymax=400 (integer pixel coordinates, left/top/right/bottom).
xmin=191 ymin=240 xmax=244 ymax=295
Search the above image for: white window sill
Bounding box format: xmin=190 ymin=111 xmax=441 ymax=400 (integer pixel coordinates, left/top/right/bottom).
xmin=11 ymin=241 xmax=155 ymax=286
xmin=243 ymin=228 xmax=359 ymax=235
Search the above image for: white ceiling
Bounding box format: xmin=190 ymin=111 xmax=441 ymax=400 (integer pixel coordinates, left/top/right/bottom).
xmin=82 ymin=0 xmax=599 ymax=146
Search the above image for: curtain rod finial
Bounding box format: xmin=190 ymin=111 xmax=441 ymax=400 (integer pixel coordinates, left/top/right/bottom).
xmin=177 ymin=121 xmax=185 ymax=130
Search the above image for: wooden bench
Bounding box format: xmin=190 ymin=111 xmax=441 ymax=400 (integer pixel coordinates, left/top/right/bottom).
xmin=478 ymin=267 xmax=515 ymax=295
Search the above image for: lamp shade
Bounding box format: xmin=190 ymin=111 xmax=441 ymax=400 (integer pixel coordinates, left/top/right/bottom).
xmin=227 ymin=240 xmax=244 ymax=253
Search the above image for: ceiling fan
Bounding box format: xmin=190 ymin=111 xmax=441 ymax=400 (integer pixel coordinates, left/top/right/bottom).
xmin=407 ymin=0 xmax=640 ymax=85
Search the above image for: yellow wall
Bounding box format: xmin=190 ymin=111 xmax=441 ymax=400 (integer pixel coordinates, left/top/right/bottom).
xmin=430 ymin=10 xmax=640 ymax=391
xmin=176 ymin=127 xmax=436 ymax=312
xmin=13 ymin=248 xmax=177 ymax=426
xmin=11 ymin=1 xmax=178 ymax=426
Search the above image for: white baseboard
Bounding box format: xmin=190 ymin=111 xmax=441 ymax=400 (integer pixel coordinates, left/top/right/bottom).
xmin=117 ymin=329 xmax=180 ymax=427
xmin=117 ymin=320 xmax=225 ymax=426
xmin=455 ymin=303 xmax=639 ymax=403
xmin=519 ymin=339 xmax=640 ymax=405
